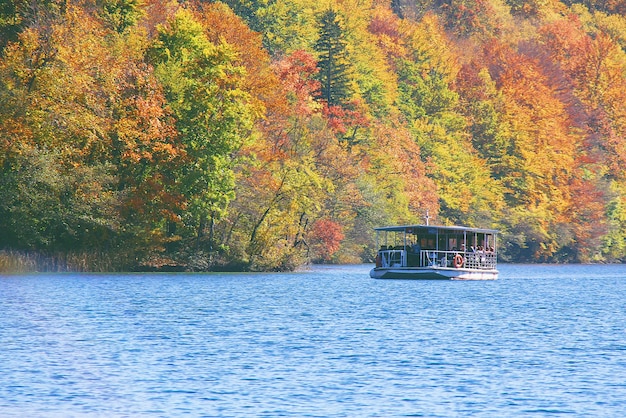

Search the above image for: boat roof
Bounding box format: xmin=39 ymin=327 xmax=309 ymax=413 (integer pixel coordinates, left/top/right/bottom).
xmin=374 ymin=224 xmax=499 ymax=234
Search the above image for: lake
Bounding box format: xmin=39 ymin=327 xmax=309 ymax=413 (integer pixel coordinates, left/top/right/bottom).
xmin=1 ymin=264 xmax=626 ymax=417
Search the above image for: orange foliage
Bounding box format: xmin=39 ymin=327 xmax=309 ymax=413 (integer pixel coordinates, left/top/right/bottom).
xmin=196 ymin=2 xmax=283 ymax=117
xmin=365 ymin=122 xmax=439 ymax=217
xmin=368 ymin=5 xmax=406 ymax=60
xmin=244 ymin=49 xmax=321 ymax=162
xmin=567 ymin=177 xmax=609 ymax=261
xmin=539 ymin=17 xmax=626 ymax=179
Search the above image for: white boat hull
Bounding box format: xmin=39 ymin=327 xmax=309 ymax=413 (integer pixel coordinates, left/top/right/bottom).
xmin=370 ymin=266 xmax=498 ymax=280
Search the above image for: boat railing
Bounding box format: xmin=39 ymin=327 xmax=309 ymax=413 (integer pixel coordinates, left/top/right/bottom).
xmin=377 ymin=249 xmax=497 ymax=270
xmin=378 ymin=249 xmax=406 ymax=267
xmin=457 ymin=251 xmax=497 ymax=270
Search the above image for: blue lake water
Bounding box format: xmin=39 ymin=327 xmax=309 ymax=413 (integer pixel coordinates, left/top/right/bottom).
xmin=1 ymin=264 xmax=626 ymax=417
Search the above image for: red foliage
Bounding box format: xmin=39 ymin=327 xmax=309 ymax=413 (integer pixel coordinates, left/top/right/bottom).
xmin=309 ymin=219 xmax=345 ymax=261
xmin=272 ymin=50 xmax=320 ymax=116
xmin=322 ymin=101 xmax=369 ymax=135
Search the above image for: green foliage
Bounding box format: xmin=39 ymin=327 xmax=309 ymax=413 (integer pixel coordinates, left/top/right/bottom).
xmin=561 ymin=0 xmax=626 ymax=15
xmin=148 ymin=7 xmax=257 ymax=245
xmin=98 ymin=0 xmax=145 ymax=33
xmin=397 ymin=61 xmax=459 ymax=119
xmin=0 ymin=146 xmax=119 ymax=251
xmin=0 ymin=0 xmax=65 ymax=50
xmin=601 ymin=182 xmax=626 ymax=262
xmin=395 ymin=16 xmax=503 ymax=227
xmin=255 ymin=0 xmax=318 ymax=55
xmin=0 ymin=0 xmax=22 ymax=49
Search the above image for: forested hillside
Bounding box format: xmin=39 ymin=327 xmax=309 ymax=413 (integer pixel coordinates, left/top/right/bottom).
xmin=1 ymin=0 xmax=625 ymax=271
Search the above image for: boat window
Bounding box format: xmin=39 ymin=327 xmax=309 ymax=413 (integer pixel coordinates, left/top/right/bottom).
xmin=420 ymin=236 xmax=435 ymax=249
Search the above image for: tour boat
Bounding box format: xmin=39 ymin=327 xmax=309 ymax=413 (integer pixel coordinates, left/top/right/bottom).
xmin=370 ymin=224 xmax=499 ymax=280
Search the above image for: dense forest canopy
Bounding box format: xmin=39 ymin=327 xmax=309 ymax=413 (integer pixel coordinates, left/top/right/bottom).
xmin=1 ymin=0 xmax=625 ymax=271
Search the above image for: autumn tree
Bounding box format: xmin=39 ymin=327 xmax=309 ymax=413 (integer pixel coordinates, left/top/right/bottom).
xmin=197 ymin=4 xmax=323 ymax=270
xmin=476 ymin=36 xmax=589 ymax=261
xmin=0 ymin=0 xmax=24 ymax=49
xmin=308 ymin=219 xmax=345 ymax=262
xmin=148 ymin=7 xmax=259 ymax=254
xmin=0 ymin=0 xmax=66 ymax=50
xmin=227 ymin=49 xmax=330 ymax=270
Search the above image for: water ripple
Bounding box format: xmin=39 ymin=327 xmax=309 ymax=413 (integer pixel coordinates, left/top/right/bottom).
xmin=1 ymin=265 xmax=626 ymax=416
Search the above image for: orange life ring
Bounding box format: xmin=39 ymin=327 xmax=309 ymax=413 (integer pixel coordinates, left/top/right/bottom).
xmin=453 ymin=254 xmax=464 ymax=268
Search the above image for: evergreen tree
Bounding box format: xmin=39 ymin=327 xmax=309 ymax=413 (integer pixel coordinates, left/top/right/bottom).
xmin=314 ymin=9 xmax=351 ymax=107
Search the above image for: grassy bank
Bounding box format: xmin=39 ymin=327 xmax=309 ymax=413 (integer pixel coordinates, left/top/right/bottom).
xmin=0 ymin=250 xmax=137 ymax=273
